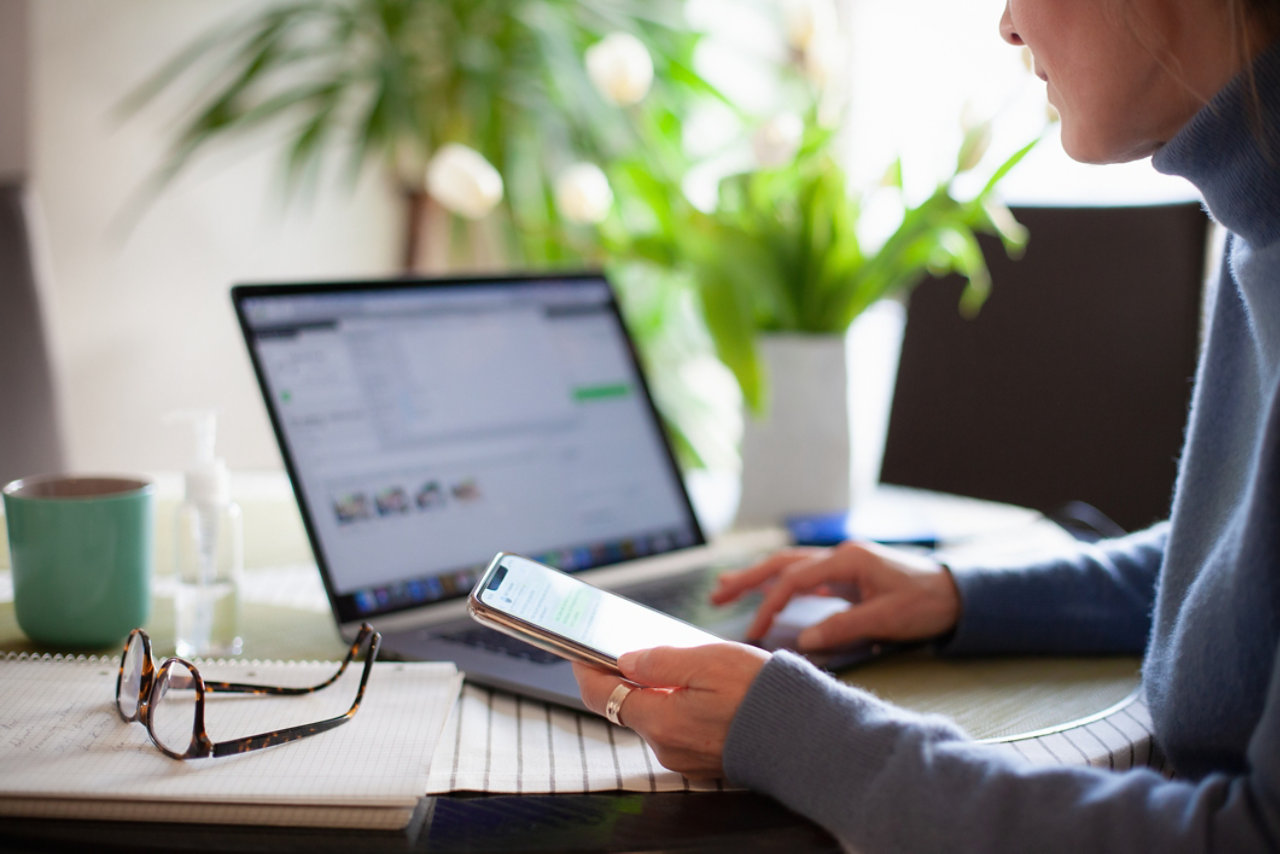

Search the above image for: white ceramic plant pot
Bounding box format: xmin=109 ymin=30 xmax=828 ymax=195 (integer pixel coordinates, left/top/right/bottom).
xmin=734 ymin=299 xmax=906 ymax=528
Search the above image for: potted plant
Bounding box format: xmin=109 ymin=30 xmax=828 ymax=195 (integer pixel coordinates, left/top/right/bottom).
xmin=604 ymin=124 xmax=1037 ymax=522
xmin=624 ymin=124 xmax=1037 ymax=415
xmin=566 ymin=30 xmax=1042 ymax=522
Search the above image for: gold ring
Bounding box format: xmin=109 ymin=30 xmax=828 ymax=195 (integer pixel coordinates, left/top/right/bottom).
xmin=604 ymin=682 xmax=635 ymax=727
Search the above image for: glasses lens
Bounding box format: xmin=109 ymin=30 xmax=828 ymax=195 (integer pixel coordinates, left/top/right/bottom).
xmin=116 ymin=632 xmax=145 ymax=719
xmin=150 ymin=661 xmax=198 ymax=756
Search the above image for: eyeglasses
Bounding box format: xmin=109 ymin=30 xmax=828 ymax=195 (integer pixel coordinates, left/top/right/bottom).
xmin=114 ymin=622 xmax=381 ymax=760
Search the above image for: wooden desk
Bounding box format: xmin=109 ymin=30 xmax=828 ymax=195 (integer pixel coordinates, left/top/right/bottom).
xmin=0 ymin=486 xmax=1153 ymax=851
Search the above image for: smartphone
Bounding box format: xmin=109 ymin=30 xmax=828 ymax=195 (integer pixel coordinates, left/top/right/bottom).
xmin=467 ymin=552 xmax=724 ymax=672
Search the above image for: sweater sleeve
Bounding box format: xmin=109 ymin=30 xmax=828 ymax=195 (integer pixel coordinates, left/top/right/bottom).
xmin=943 ymin=523 xmax=1168 ymax=655
xmin=723 ymin=651 xmax=1280 ymax=853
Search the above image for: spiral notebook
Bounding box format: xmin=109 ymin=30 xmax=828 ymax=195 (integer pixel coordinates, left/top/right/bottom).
xmin=0 ymin=652 xmax=462 ymax=829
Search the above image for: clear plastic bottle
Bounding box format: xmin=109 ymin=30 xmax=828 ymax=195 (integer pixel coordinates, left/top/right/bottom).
xmin=171 ymin=411 xmax=243 ymax=658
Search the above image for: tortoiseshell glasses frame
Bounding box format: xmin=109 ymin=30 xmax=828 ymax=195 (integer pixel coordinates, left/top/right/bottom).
xmin=114 ymin=622 xmax=381 ymax=760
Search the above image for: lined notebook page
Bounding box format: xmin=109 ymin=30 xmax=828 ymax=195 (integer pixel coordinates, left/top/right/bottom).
xmin=426 ymin=685 xmax=1163 ymax=794
xmin=0 ymin=655 xmax=462 ymax=814
xmin=427 ymin=684 xmax=723 ymax=794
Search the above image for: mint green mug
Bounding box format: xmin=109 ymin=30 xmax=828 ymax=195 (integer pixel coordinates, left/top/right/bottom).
xmin=3 ymin=475 xmax=154 ymax=649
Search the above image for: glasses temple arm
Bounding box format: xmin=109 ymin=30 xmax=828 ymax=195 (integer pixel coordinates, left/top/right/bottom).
xmin=207 ymin=633 xmax=381 ymax=758
xmin=202 ymin=624 xmax=377 ymax=696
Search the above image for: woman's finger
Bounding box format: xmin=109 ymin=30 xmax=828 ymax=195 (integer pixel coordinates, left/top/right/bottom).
xmin=795 ymin=601 xmax=893 ymax=650
xmin=744 ymin=552 xmax=866 ymax=639
xmin=618 ymin=643 xmax=731 ymax=689
xmin=571 ymin=661 xmax=622 ymax=715
xmin=710 ymin=548 xmax=825 ymax=603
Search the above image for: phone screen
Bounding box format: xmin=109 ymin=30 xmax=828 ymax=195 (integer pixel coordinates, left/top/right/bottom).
xmin=475 ymin=554 xmax=721 ymax=661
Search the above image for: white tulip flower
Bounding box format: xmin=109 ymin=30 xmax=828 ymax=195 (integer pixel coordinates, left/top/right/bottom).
xmin=585 ymin=32 xmax=654 ymax=106
xmin=781 ymin=0 xmax=838 ymax=52
xmin=425 ymin=143 xmax=504 ymax=219
xmin=803 ymin=30 xmax=842 ymax=90
xmin=555 ymin=163 xmax=613 ymax=225
xmin=751 ymin=113 xmax=804 ymax=168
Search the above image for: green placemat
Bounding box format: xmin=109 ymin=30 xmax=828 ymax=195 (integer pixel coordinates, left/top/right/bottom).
xmin=0 ymin=598 xmax=349 ymax=662
xmin=841 ymin=649 xmax=1141 ymax=741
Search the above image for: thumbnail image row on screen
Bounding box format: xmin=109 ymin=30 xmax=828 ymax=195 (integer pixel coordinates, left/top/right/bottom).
xmin=348 ymin=526 xmax=700 ymax=615
xmin=330 ymin=475 xmax=482 ymax=526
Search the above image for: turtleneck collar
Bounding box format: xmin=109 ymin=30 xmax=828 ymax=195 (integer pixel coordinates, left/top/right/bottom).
xmin=1152 ymin=39 xmax=1280 ymax=247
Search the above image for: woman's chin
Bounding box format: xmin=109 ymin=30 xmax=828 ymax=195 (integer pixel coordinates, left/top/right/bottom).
xmin=1059 ymin=121 xmax=1164 ymax=165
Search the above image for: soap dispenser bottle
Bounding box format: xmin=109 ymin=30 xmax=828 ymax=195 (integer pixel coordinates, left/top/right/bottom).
xmin=170 ymin=410 xmax=244 ymax=658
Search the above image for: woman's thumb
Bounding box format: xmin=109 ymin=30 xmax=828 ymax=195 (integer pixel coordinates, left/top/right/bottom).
xmin=618 ymin=645 xmax=702 ymax=688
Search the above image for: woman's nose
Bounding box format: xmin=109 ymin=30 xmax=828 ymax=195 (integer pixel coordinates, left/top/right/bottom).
xmin=999 ymin=1 xmax=1023 ymax=45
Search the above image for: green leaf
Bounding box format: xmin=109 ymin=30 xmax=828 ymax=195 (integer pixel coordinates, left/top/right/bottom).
xmin=881 ymin=157 xmax=904 ymax=190
xmin=700 ymin=279 xmax=764 ymax=414
xmin=283 ymin=98 xmax=338 ymax=194
xmin=977 ymin=197 xmax=1030 ymax=255
xmin=977 ymin=135 xmax=1041 ymax=199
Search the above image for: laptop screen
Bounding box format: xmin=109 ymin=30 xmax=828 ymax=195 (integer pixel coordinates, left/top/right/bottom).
xmin=233 ymin=273 xmax=705 ymax=623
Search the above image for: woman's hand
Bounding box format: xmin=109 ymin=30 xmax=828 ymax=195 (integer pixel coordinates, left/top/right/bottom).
xmin=711 ymin=540 xmax=962 ymax=651
xmin=573 ymin=643 xmax=770 ymax=780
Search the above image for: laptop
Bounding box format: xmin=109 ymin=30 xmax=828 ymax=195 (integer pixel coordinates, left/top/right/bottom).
xmin=231 ymin=271 xmax=787 ymax=710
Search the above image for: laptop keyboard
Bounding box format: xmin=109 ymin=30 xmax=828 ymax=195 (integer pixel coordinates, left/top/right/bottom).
xmin=440 ymin=626 xmax=563 ymax=663
xmin=628 ymin=569 xmax=733 ymax=619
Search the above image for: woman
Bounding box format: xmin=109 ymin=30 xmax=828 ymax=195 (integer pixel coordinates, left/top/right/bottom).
xmin=574 ymin=0 xmax=1280 ymax=850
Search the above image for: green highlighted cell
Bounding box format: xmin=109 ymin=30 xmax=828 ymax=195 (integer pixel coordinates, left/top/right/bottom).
xmin=572 ymin=383 xmax=631 ymax=402
xmin=554 ymin=588 xmax=594 ymax=632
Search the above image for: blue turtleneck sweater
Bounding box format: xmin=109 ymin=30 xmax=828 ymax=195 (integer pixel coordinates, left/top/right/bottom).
xmin=722 ymin=41 xmax=1280 ymax=853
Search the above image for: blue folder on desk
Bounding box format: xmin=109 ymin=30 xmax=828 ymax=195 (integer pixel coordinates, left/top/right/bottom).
xmin=787 ymin=511 xmax=939 ymax=548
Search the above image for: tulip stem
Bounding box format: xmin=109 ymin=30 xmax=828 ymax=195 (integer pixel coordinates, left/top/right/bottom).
xmin=402 ymin=186 xmax=430 ymax=273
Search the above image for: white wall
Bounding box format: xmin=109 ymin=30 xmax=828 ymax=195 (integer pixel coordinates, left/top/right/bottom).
xmin=31 ymin=1 xmax=400 ymax=474
xmin=0 ymin=0 xmax=28 ymax=177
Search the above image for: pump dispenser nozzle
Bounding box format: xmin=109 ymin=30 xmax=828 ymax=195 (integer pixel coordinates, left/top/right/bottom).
xmin=166 ymin=410 xmax=229 ymax=505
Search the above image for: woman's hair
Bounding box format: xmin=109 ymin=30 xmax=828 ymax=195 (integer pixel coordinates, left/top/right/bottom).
xmin=1117 ymin=0 xmax=1280 ymax=153
xmin=1239 ymin=0 xmax=1280 ymax=47
xmin=1233 ymin=0 xmax=1280 ymax=157
xmin=1115 ymin=0 xmax=1277 ymax=95
xmin=1232 ymin=0 xmax=1280 ymax=66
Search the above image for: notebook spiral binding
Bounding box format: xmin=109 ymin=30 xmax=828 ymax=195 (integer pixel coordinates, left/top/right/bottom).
xmin=2 ymin=650 xmax=114 ymax=663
